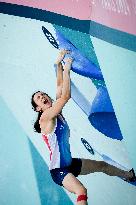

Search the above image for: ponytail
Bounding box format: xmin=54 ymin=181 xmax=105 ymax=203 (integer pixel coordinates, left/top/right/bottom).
xmin=34 ymin=112 xmax=42 ymax=133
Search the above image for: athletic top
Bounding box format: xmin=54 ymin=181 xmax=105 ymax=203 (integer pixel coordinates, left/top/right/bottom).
xmin=42 ymin=114 xmax=72 ymax=170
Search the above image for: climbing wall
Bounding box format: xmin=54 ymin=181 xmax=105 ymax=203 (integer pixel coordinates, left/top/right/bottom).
xmin=0 ymin=1 xmax=136 ymax=205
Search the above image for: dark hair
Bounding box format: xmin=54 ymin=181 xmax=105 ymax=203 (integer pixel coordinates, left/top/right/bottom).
xmin=31 ymin=91 xmax=50 ymax=133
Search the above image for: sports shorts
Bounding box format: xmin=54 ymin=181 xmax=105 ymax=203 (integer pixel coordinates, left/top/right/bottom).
xmin=50 ymin=158 xmax=82 ymax=186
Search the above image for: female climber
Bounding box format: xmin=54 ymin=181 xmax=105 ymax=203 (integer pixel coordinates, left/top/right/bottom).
xmin=31 ymin=49 xmax=135 ymax=205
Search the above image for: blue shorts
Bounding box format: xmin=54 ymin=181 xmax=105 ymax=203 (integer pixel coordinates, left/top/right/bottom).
xmin=50 ymin=158 xmax=82 ymax=186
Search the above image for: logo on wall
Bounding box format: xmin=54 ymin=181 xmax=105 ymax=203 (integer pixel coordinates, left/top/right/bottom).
xmin=42 ymin=26 xmax=59 ymax=49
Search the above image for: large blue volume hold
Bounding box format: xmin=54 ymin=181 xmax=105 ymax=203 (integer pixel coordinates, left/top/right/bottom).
xmin=88 ymin=87 xmax=123 ymax=140
xmin=42 ymin=26 xmax=123 ymax=140
xmin=55 ymin=30 xmax=104 ymax=81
